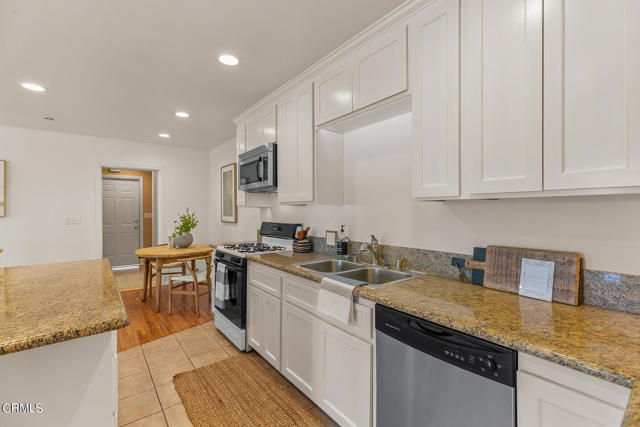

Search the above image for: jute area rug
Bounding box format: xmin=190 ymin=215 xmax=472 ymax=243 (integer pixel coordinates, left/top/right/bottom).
xmin=173 ymin=355 xmax=323 ymax=426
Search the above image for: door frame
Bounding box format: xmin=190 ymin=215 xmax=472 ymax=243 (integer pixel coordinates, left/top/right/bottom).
xmin=101 ymin=175 xmax=144 ymax=257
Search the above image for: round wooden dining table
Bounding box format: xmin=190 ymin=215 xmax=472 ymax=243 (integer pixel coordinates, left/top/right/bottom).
xmin=135 ymin=244 xmax=213 ymax=312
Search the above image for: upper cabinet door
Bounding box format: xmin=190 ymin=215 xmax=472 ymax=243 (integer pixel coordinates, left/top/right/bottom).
xmin=462 ymin=0 xmax=543 ymax=194
xmin=353 ymin=25 xmax=408 ymax=110
xmin=409 ymin=0 xmax=460 ymax=198
xmin=314 ymin=58 xmax=353 ymax=125
xmin=246 ymin=105 xmax=277 ymax=151
xmin=259 ymin=106 xmax=277 ymax=145
xmin=544 ymin=0 xmax=640 ymax=190
xmin=277 ymin=82 xmax=314 ymax=204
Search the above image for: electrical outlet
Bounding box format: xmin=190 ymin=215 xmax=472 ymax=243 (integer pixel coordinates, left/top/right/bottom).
xmin=325 ymin=230 xmax=338 ymax=246
xmin=66 ymin=216 xmax=81 ymax=225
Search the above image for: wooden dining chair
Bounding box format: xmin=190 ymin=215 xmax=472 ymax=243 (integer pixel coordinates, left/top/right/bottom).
xmin=168 ymin=255 xmax=212 ymax=317
xmin=141 ymin=244 xmax=186 ymax=300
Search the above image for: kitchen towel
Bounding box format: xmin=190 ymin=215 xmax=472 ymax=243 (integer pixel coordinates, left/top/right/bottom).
xmin=317 ymin=276 xmax=355 ymax=325
xmin=214 ymin=262 xmax=229 ymax=310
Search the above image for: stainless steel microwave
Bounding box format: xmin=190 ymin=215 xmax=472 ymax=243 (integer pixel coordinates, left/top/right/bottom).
xmin=238 ymin=143 xmax=277 ymax=193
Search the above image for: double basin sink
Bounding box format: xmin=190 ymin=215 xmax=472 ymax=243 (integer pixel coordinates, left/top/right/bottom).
xmin=299 ymin=259 xmax=420 ymax=287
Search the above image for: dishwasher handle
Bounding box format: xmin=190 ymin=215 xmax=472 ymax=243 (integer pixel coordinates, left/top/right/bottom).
xmin=408 ymin=318 xmax=505 ymax=354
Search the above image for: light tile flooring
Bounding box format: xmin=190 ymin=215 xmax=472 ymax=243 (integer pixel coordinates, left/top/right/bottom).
xmin=117 ymin=321 xmax=337 ymax=426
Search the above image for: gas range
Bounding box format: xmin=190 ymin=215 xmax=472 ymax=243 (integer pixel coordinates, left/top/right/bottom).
xmin=213 ymin=222 xmax=301 ymax=352
xmin=219 ymin=242 xmax=287 ymax=257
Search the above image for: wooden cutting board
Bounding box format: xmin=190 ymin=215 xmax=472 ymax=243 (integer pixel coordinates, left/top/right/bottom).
xmin=464 ymin=246 xmax=584 ymax=305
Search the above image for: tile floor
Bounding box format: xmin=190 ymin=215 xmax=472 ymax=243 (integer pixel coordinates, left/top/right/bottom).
xmin=117 ymin=321 xmax=338 ymax=426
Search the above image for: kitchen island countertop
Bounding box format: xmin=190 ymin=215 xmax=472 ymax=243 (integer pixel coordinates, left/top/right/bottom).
xmin=0 ymin=258 xmax=129 ymax=355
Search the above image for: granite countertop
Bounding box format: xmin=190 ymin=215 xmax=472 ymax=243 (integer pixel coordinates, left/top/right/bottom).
xmin=246 ymin=251 xmax=640 ymax=426
xmin=245 ymin=251 xmax=335 ymax=282
xmin=0 ymin=259 xmax=129 ymax=356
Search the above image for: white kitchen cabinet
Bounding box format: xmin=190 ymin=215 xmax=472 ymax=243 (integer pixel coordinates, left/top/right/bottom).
xmin=261 ymin=291 xmax=281 ymax=369
xmin=517 ymin=353 xmax=630 ymax=427
xmin=246 ymin=284 xmax=262 ymax=352
xmin=461 ymin=0 xmax=543 ymax=194
xmin=235 ymin=122 xmax=272 ymax=208
xmin=246 ymin=284 xmax=281 ymax=369
xmin=314 ymin=57 xmax=353 ymax=125
xmin=318 ymin=320 xmax=372 ymax=427
xmin=518 ymin=372 xmax=625 ymax=427
xmin=281 ymin=301 xmax=319 ymax=399
xmin=352 ymin=25 xmax=407 ymax=110
xmin=544 ymin=0 xmax=640 ymax=190
xmin=409 ymin=0 xmax=460 ymax=198
xmin=246 ymin=105 xmax=277 ymax=151
xmin=277 ymin=81 xmax=314 ymax=204
xmin=236 ymin=122 xmax=247 ymax=206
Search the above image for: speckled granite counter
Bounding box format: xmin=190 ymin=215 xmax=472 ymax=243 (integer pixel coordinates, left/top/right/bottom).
xmin=247 ymin=251 xmax=640 ymax=426
xmin=245 ymin=251 xmax=335 ymax=282
xmin=0 ymin=258 xmax=129 ymax=355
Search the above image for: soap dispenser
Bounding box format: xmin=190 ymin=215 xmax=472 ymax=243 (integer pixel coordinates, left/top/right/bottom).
xmin=336 ymin=225 xmax=350 ymax=257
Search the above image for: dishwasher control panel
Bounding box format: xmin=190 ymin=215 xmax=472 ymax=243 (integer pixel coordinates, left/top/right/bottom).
xmin=376 ymin=304 xmax=517 ymax=387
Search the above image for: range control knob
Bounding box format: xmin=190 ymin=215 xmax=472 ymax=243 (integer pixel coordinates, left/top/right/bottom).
xmin=483 ymin=359 xmax=497 ymax=371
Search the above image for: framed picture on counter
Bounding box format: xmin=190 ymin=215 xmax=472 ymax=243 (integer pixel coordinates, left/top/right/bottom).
xmin=0 ymin=160 xmax=6 ymax=217
xmin=221 ymin=162 xmax=237 ymax=223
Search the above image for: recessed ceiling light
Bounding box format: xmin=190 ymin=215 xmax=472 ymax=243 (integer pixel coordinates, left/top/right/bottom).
xmin=21 ymin=82 xmax=46 ymax=92
xmin=218 ymin=54 xmax=239 ymax=66
xmin=158 ymin=133 xmax=171 ymax=139
xmin=175 ymin=111 xmax=190 ymax=118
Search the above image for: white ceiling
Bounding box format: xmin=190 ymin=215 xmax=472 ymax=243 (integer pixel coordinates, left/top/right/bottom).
xmin=0 ymin=0 xmax=405 ymax=149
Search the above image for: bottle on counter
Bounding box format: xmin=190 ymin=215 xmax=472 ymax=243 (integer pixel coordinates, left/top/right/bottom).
xmin=336 ymin=225 xmax=351 ymax=258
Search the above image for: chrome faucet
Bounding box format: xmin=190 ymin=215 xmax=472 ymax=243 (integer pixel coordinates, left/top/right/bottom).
xmin=361 ymin=234 xmax=381 ymax=266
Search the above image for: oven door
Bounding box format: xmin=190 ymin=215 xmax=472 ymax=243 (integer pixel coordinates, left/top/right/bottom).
xmin=214 ymin=259 xmax=247 ymax=329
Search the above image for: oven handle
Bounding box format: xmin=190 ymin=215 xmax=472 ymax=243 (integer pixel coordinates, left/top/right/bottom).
xmin=214 ymin=259 xmax=245 ymax=273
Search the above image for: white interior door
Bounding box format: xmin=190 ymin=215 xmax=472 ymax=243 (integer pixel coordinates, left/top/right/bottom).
xmin=102 ymin=177 xmax=141 ymax=267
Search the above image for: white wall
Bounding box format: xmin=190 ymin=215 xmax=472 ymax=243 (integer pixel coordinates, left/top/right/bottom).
xmin=209 ymin=138 xmax=261 ymax=243
xmin=263 ymin=113 xmax=640 ymax=275
xmin=0 ymin=125 xmax=210 ymax=267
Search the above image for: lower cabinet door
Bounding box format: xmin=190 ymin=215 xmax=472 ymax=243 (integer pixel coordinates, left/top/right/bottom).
xmin=318 ymin=320 xmax=372 ymax=427
xmin=260 ymin=291 xmax=281 ymax=370
xmin=281 ymin=302 xmax=319 ymax=399
xmin=517 ymin=371 xmax=626 ymax=427
xmin=246 ymin=285 xmax=262 ymax=352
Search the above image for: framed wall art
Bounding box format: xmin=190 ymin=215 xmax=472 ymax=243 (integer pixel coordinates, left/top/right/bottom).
xmin=221 ymin=162 xmax=237 ymax=223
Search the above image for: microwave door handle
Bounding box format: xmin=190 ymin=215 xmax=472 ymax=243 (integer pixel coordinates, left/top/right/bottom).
xmin=256 ymin=157 xmax=263 ymax=181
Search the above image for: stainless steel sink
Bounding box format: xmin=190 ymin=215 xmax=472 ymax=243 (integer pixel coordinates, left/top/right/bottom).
xmin=334 ymin=267 xmax=415 ymax=286
xmin=299 ymin=259 xmax=363 ymax=273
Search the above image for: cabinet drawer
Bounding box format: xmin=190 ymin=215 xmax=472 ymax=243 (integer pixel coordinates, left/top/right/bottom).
xmin=248 ymin=262 xmax=282 ymax=297
xmin=283 ymin=274 xmax=373 ymax=342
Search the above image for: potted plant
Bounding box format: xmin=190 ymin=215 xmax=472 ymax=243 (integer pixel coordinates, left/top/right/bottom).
xmin=172 ymin=207 xmax=199 ymax=248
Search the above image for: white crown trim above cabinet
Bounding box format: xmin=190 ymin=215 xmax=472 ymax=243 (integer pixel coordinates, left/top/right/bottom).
xmin=277 ymin=82 xmax=314 ymax=204
xmin=461 ymin=0 xmax=543 ymax=195
xmin=409 ymin=0 xmax=460 ymax=199
xmin=543 ymin=0 xmax=640 ymax=190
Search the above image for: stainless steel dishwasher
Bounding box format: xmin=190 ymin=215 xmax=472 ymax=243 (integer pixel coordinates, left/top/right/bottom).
xmin=376 ymin=305 xmax=516 ymax=427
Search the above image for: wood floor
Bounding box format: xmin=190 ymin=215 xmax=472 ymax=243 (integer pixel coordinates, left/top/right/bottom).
xmin=117 ymin=285 xmax=214 ymax=352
